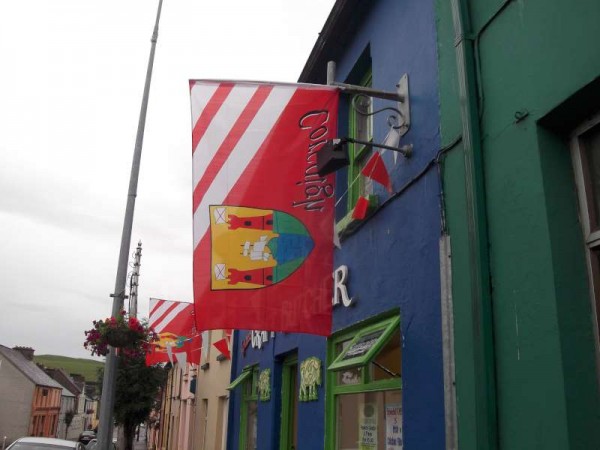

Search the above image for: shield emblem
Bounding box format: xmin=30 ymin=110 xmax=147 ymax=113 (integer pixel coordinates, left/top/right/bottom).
xmin=210 ymin=205 xmax=314 ymax=290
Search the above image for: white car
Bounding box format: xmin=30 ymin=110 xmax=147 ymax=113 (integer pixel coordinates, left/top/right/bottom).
xmin=83 ymin=439 xmax=117 ymax=450
xmin=6 ymin=437 xmax=86 ymax=450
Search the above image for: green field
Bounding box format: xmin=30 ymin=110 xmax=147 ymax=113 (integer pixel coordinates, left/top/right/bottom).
xmin=34 ymin=355 xmax=104 ymax=383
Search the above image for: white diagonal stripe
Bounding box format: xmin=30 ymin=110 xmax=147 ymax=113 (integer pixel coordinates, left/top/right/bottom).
xmin=190 ymin=82 xmax=219 ymax=128
xmin=149 ymin=299 xmax=173 ymax=326
xmin=153 ymin=302 xmax=190 ymax=333
xmin=192 ymin=84 xmax=258 ymax=187
xmin=192 ymin=85 xmax=296 ymax=249
xmin=148 ymin=298 xmax=164 ymax=320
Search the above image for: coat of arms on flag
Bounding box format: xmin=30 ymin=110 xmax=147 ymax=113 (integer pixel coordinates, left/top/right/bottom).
xmin=145 ymin=298 xmax=200 ymax=366
xmin=190 ymin=80 xmax=339 ymax=335
xmin=210 ymin=206 xmax=313 ymax=290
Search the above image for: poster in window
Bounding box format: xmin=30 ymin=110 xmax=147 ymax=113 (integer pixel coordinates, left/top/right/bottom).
xmin=359 ymin=403 xmax=378 ymax=450
xmin=385 ymin=403 xmax=402 ymax=450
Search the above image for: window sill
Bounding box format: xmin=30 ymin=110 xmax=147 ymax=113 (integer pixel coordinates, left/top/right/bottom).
xmin=335 ymin=195 xmax=379 ymax=239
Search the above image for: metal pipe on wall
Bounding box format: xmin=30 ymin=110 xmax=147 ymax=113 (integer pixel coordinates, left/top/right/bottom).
xmin=448 ymin=0 xmax=498 ymax=448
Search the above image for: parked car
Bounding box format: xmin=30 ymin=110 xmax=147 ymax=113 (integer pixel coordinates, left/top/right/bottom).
xmin=6 ymin=437 xmax=85 ymax=449
xmin=84 ymin=439 xmax=116 ymax=450
xmin=77 ymin=432 xmax=95 ymax=446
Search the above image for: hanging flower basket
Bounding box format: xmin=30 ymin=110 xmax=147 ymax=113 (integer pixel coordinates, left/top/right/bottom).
xmin=84 ymin=310 xmax=158 ymax=358
xmin=104 ymin=327 xmax=136 ymax=348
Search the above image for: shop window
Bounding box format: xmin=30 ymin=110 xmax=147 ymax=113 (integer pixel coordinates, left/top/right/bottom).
xmin=571 ymin=114 xmax=600 ymax=350
xmin=279 ymin=355 xmax=298 ymax=450
xmin=229 ymin=366 xmax=259 ymax=450
xmin=327 ymin=315 xmax=402 ymax=450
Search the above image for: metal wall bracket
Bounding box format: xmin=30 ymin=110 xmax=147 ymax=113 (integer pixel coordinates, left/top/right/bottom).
xmin=327 ymin=61 xmax=411 ymax=139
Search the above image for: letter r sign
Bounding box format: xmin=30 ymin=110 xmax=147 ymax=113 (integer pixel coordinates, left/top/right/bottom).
xmin=332 ymin=265 xmax=354 ymax=307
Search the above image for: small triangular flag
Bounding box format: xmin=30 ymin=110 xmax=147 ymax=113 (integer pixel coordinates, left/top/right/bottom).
xmin=361 ymin=152 xmax=392 ymax=193
xmin=213 ymin=338 xmax=231 ymax=359
xmin=333 ymin=223 xmax=341 ymax=248
xmin=352 ymin=196 xmax=370 ymax=220
xmin=175 ymin=351 xmax=187 ymax=367
xmin=166 ymin=343 xmax=174 ymax=364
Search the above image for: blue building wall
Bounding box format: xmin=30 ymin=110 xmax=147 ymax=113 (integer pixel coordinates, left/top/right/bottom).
xmin=228 ymin=331 xmax=327 ymax=450
xmin=228 ymin=0 xmax=445 ymax=448
xmin=329 ymin=0 xmax=445 ymax=448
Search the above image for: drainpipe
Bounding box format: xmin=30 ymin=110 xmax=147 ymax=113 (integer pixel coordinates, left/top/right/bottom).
xmin=449 ymin=0 xmax=498 ymax=449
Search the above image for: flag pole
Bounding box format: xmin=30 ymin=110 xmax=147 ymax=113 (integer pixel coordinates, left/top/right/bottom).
xmin=97 ymin=1 xmax=163 ymax=449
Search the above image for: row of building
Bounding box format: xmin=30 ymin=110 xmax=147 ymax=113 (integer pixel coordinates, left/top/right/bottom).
xmin=154 ymin=0 xmax=600 ymax=448
xmin=0 ymin=345 xmax=99 ymax=445
xmin=7 ymin=0 xmax=598 ymax=448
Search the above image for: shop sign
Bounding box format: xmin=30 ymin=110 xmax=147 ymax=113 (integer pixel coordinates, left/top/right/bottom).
xmin=332 ymin=265 xmax=354 ymax=307
xmin=342 ymin=329 xmax=385 ymax=361
xmin=242 ymin=330 xmax=276 ymax=356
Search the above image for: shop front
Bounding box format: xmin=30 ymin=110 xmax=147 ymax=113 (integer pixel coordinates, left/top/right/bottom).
xmin=327 ymin=315 xmax=402 ymax=450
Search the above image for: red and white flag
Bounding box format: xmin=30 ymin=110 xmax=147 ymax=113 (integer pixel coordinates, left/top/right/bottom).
xmin=145 ymin=298 xmax=198 ymax=366
xmin=361 ymin=152 xmax=392 ymax=193
xmin=190 ymin=80 xmax=339 ymax=336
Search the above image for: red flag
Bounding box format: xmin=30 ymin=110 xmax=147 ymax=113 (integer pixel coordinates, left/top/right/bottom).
xmin=352 ymin=196 xmax=370 ymax=220
xmin=145 ymin=342 xmax=172 ymax=366
xmin=361 ymin=152 xmax=392 ymax=193
xmin=190 ymin=81 xmax=338 ymax=335
xmin=183 ymin=334 xmax=202 ymax=365
xmin=145 ymin=298 xmax=196 ymax=366
xmin=213 ymin=338 xmax=231 ymax=359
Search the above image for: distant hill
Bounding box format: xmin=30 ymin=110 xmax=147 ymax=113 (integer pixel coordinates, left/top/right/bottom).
xmin=34 ymin=354 xmax=104 ymax=383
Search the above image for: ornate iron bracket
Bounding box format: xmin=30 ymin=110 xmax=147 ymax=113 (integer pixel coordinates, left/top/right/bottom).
xmin=316 ymin=62 xmax=413 ymax=176
xmin=327 ymin=61 xmax=411 ymax=141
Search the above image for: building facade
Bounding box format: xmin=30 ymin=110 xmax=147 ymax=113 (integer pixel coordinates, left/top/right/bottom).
xmin=0 ymin=346 xmax=63 ymax=444
xmin=45 ymin=368 xmax=88 ymax=440
xmin=436 ymin=0 xmax=600 ymax=448
xmin=228 ymin=331 xmax=327 ymax=450
xmin=154 ymin=362 xmax=195 ymax=450
xmin=192 ymin=329 xmax=232 ymax=450
xmin=56 ymin=387 xmax=77 ymax=440
xmin=150 ymin=331 xmax=232 ymax=450
xmin=228 ymin=1 xmax=446 ymax=449
xmin=200 ymin=1 xmax=600 ymax=449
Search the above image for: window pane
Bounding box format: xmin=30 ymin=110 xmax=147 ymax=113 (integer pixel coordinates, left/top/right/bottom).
xmin=370 ymin=330 xmax=402 ymax=382
xmin=245 ymin=400 xmax=258 ymax=450
xmin=337 ymin=367 xmax=363 ymax=385
xmin=245 ymin=377 xmax=253 ymax=396
xmin=354 ymin=96 xmax=372 ymax=147
xmin=336 ymin=339 xmax=364 ymax=384
xmin=582 ymin=125 xmax=600 ymax=228
xmin=336 ymin=390 xmax=403 ymax=450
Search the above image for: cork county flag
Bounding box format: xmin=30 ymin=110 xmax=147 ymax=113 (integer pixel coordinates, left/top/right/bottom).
xmin=190 ymin=80 xmax=338 ymax=335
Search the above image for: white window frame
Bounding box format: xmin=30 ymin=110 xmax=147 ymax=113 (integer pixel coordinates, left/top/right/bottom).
xmin=570 ymin=112 xmax=600 ymax=380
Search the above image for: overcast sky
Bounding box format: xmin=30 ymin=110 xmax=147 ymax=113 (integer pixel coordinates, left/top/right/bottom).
xmin=0 ymin=0 xmax=336 ymax=359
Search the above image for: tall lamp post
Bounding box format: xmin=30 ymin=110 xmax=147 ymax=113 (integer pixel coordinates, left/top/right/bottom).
xmin=96 ymin=1 xmax=163 ymax=449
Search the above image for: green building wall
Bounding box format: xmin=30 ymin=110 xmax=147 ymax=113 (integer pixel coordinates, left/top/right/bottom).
xmin=436 ymin=0 xmax=600 ymax=448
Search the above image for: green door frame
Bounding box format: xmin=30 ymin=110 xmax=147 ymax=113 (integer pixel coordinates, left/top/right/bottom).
xmin=238 ymin=366 xmax=258 ymax=450
xmin=279 ymin=355 xmax=298 ymax=450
